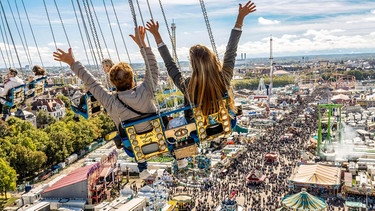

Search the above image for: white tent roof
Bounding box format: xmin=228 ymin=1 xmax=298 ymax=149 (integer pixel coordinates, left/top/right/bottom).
xmin=139 ymin=185 xmax=155 ymax=193
xmin=289 ymin=164 xmax=341 ymax=186
xmin=331 ymin=94 xmax=350 ymax=101
xmin=273 ymin=70 xmax=290 ymax=75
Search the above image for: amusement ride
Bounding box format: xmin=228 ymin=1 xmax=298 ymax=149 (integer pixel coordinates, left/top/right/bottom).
xmin=0 ymin=0 xmax=252 ymax=209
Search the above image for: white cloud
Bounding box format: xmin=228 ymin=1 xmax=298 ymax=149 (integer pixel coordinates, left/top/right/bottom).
xmin=258 ymin=17 xmax=280 ymax=25
xmin=280 ymin=34 xmax=299 ymax=40
xmin=236 ymin=30 xmax=375 ymax=58
xmin=4 ymin=0 xmax=375 ymax=67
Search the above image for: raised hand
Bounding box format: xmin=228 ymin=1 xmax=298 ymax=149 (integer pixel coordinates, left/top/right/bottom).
xmin=53 ymin=48 xmax=75 ymax=66
xmin=146 ymin=19 xmax=163 ymax=44
xmin=239 ymin=1 xmax=256 ymax=18
xmin=235 ymin=1 xmax=256 ymax=28
xmin=129 ymin=26 xmax=147 ymax=48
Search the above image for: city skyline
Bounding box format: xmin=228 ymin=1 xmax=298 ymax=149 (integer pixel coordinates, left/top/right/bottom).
xmin=0 ymin=0 xmax=374 ymax=68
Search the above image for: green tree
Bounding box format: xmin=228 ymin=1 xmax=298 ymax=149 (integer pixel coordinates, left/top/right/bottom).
xmin=0 ymin=120 xmax=11 ymax=138
xmin=0 ymin=138 xmax=13 ymax=165
xmin=56 ymin=94 xmax=71 ymax=110
xmin=6 ymin=117 xmax=34 ymax=137
xmin=7 ymin=145 xmax=47 ymax=178
xmin=0 ymin=158 xmax=16 ymax=199
xmin=44 ymin=121 xmax=74 ymax=164
xmin=346 ymin=70 xmax=363 ymax=80
xmin=25 ymin=129 xmax=50 ymax=152
xmin=91 ymin=114 xmax=116 ymax=137
xmin=66 ymin=119 xmax=99 ymax=151
xmin=36 ymin=110 xmax=57 ymax=128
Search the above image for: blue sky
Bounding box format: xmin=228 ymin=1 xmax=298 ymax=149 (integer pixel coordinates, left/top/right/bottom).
xmin=0 ymin=0 xmax=375 ymax=68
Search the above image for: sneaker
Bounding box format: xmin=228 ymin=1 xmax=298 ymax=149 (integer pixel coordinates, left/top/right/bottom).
xmin=139 ymin=169 xmax=151 ymax=180
xmin=177 ymin=158 xmax=188 ymax=169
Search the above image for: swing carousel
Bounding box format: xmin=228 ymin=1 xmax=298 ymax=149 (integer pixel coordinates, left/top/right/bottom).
xmin=1 ymin=0 xmax=241 ymax=187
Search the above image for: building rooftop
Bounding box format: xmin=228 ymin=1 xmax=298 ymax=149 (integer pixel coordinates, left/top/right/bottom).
xmin=43 ymin=164 xmax=96 ymax=193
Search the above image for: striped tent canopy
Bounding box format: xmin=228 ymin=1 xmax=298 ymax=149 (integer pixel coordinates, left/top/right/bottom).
xmin=281 ymin=189 xmax=327 ymax=211
xmin=289 ymin=164 xmax=341 ymax=186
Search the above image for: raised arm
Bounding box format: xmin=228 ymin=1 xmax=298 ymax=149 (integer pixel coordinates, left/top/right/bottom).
xmin=235 ymin=1 xmax=256 ymax=29
xmin=130 ymin=26 xmax=158 ymax=93
xmin=146 ymin=20 xmax=163 ymax=45
xmin=223 ymin=1 xmax=256 ymax=83
xmin=146 ymin=20 xmax=187 ymax=93
xmin=53 ymin=48 xmax=114 ymax=109
xmin=129 ymin=26 xmax=147 ymax=48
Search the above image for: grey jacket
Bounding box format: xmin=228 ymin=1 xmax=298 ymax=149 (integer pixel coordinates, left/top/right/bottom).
xmin=70 ymin=47 xmax=158 ymax=133
xmin=158 ymin=29 xmax=242 ymax=121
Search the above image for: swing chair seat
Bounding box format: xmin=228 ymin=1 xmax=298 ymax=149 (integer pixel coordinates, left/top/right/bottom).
xmin=121 ymin=114 xmax=169 ymax=161
xmin=3 ymin=84 xmax=26 ymax=107
xmin=194 ymin=99 xmax=232 ymax=142
xmin=165 ymin=122 xmax=198 ymax=159
xmin=26 ymin=76 xmax=47 ymax=98
xmin=70 ymin=92 xmax=104 ymax=119
xmin=162 ymin=105 xmax=200 ymax=159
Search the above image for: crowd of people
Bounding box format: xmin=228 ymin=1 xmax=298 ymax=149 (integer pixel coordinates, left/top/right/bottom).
xmin=162 ymin=88 xmax=347 ymax=211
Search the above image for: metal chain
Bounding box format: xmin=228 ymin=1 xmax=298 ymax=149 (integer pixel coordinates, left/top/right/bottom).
xmin=102 ymin=0 xmax=119 ymax=61
xmin=13 ymin=0 xmax=32 ymax=68
xmin=1 ymin=1 xmax=22 ymax=70
xmin=128 ymin=0 xmax=160 ymax=113
xmin=89 ymin=0 xmax=111 ymax=59
xmin=135 ymin=0 xmax=151 ymax=47
xmin=21 ymin=0 xmax=43 ymax=67
xmin=110 ymin=0 xmax=131 ymax=64
xmin=0 ymin=15 xmax=13 ymax=68
xmin=54 ymin=0 xmax=71 ymax=48
xmin=83 ymin=0 xmax=104 ymax=62
xmin=43 ymin=0 xmax=63 ymax=71
xmin=6 ymin=0 xmax=31 ymax=68
xmin=71 ymin=0 xmax=91 ymax=68
xmin=76 ymin=0 xmax=100 ymax=69
xmin=199 ymin=0 xmax=227 ymax=90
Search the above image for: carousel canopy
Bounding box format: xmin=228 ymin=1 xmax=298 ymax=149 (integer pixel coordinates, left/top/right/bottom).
xmin=289 ymin=164 xmax=341 ymax=186
xmin=282 ymin=190 xmax=327 ymax=210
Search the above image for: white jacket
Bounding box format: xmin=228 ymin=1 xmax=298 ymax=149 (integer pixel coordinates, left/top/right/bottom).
xmin=0 ymin=76 xmax=25 ymax=97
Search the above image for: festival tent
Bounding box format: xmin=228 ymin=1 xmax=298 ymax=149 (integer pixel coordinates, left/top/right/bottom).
xmin=332 ymin=89 xmax=351 ymax=94
xmin=280 ymin=189 xmax=327 ymax=210
xmin=273 ymin=70 xmax=291 ymax=76
xmin=331 ymin=94 xmax=350 ymax=101
xmin=289 ymin=164 xmax=341 ymax=187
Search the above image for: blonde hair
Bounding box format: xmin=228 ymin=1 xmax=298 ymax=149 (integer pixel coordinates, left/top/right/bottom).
xmin=188 ymin=44 xmax=235 ymax=116
xmin=109 ymin=62 xmax=135 ymax=91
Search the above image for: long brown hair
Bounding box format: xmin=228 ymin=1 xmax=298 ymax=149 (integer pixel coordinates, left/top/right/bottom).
xmin=32 ymin=65 xmax=47 ymax=76
xmin=188 ymin=44 xmax=235 ymax=116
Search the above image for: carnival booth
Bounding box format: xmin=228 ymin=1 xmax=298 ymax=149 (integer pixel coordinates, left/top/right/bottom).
xmin=246 ymin=169 xmax=266 ymax=185
xmin=264 ymin=152 xmax=278 ymax=163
